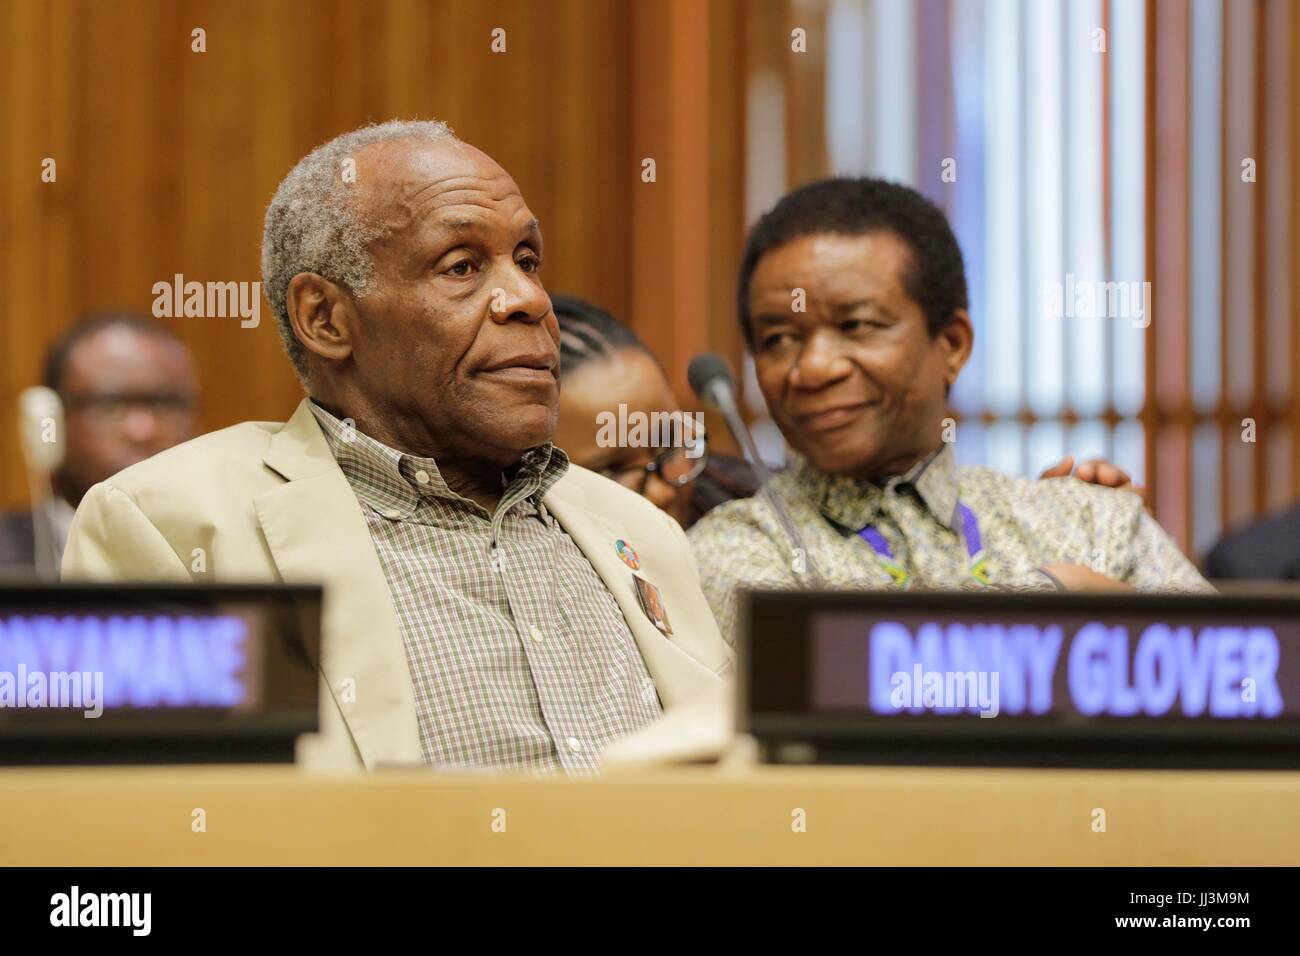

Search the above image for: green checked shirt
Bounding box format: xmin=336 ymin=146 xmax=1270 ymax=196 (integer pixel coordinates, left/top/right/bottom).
xmin=688 ymin=443 xmax=1213 ymax=647
xmin=310 ymin=401 xmax=661 ymax=774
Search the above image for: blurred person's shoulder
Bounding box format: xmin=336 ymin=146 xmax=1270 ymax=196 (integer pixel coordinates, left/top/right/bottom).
xmin=1206 ymin=504 xmax=1300 ymax=580
xmin=85 ymin=414 xmax=294 ymax=518
xmin=0 ymin=510 xmax=36 ymax=568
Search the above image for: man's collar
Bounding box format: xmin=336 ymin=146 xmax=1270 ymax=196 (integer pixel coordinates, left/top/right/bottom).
xmin=796 ymin=442 xmax=960 ymax=532
xmin=307 ymin=399 xmax=567 ymax=518
xmin=905 ymin=444 xmax=960 ymax=530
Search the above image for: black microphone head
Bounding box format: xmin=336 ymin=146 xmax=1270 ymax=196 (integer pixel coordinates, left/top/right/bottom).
xmin=687 ymin=352 xmax=735 ymax=403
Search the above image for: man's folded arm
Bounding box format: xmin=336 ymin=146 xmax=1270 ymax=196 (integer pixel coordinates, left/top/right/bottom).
xmin=62 ymin=483 xmax=192 ymax=582
xmin=1124 ymin=503 xmax=1215 ymax=592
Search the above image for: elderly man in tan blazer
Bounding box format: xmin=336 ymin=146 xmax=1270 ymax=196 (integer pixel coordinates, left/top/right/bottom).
xmin=63 ymin=120 xmax=732 ymax=772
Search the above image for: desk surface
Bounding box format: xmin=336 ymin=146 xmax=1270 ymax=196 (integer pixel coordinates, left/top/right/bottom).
xmin=2 ymin=764 xmax=1297 ymax=865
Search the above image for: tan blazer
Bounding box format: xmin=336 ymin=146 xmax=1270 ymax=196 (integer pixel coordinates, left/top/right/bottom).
xmin=62 ymin=399 xmax=734 ymax=770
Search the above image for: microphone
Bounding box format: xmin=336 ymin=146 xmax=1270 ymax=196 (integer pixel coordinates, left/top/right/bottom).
xmin=18 ymin=386 xmax=66 ymax=579
xmin=688 ymin=353 xmax=821 ymax=587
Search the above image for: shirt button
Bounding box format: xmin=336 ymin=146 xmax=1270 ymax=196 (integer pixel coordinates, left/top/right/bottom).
xmin=566 ymin=737 xmax=582 ymax=753
xmin=414 ymin=470 xmax=430 ymax=485
xmin=384 ymin=508 xmax=402 ymax=519
xmin=528 ymin=624 xmax=544 ymax=644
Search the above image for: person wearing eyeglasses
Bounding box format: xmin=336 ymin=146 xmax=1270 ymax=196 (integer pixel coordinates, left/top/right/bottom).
xmin=0 ymin=312 xmax=199 ymax=575
xmin=550 ymin=295 xmax=759 ymax=529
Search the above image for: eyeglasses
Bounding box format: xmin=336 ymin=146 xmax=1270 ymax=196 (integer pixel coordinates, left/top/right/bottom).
xmin=599 ymin=434 xmax=710 ymax=496
xmin=63 ymin=393 xmax=196 ymax=426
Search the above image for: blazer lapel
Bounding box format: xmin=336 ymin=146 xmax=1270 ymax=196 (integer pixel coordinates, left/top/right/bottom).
xmin=544 ymin=478 xmax=723 ymax=710
xmin=254 ymin=400 xmax=422 ymax=769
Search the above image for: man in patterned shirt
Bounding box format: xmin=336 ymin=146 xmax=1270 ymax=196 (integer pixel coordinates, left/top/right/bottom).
xmin=63 ymin=121 xmax=732 ymax=772
xmin=689 ymin=177 xmax=1211 ymax=647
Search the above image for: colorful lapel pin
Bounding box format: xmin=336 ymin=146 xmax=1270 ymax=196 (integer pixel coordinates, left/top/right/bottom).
xmin=614 ymin=538 xmax=640 ymax=569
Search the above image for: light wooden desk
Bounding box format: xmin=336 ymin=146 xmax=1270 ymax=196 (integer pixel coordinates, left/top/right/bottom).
xmin=2 ymin=764 xmax=1297 ymax=865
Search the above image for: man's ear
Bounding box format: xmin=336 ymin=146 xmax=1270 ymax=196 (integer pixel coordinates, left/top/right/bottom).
xmin=936 ymin=308 xmax=974 ymax=390
xmin=286 ymin=273 xmax=356 ymax=365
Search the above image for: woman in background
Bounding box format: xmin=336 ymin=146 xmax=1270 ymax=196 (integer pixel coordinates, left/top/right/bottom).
xmin=550 ymin=295 xmax=758 ymax=529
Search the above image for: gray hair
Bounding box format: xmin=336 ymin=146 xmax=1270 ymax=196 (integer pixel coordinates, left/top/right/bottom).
xmin=260 ymin=119 xmax=459 ymax=380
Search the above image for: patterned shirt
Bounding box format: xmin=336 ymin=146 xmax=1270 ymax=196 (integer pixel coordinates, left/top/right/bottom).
xmin=688 ymin=443 xmax=1213 ymax=646
xmin=309 ymin=402 xmax=661 ymax=773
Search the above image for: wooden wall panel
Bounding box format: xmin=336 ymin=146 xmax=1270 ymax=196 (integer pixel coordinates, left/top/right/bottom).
xmin=626 ymin=0 xmax=749 ymax=455
xmin=783 ymin=0 xmax=827 ymax=189
xmin=1293 ymin=0 xmax=1300 ymax=507
xmin=1150 ymin=0 xmax=1192 ymax=548
xmin=0 ymin=0 xmax=739 ymax=510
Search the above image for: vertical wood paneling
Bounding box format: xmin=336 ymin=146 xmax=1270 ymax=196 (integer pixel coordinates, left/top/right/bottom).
xmin=2 ymin=0 xmax=48 ymax=505
xmin=1250 ymin=0 xmax=1268 ymax=517
xmin=1218 ymin=0 xmax=1238 ymax=538
xmin=1142 ymin=0 xmax=1158 ymax=505
xmin=669 ymin=0 xmax=711 ymax=399
xmin=629 ymin=0 xmax=675 ymax=386
xmin=1292 ymin=0 xmax=1300 ymax=506
xmin=708 ymin=0 xmax=748 ymax=386
xmin=1221 ymin=0 xmax=1260 ymax=535
xmin=1151 ymin=0 xmax=1192 ymax=548
xmin=0 ymin=0 xmax=735 ymax=509
xmin=784 ymin=0 xmax=827 ymax=188
xmin=627 ymin=0 xmax=746 ymax=427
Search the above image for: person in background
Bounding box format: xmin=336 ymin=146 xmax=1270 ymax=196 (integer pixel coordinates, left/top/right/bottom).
xmin=550 ymin=294 xmax=1137 ymax=531
xmin=688 ymin=176 xmax=1211 ymax=645
xmin=0 ymin=313 xmax=198 ymax=574
xmin=1204 ymin=507 xmax=1300 ymax=581
xmin=550 ymin=294 xmax=757 ymax=528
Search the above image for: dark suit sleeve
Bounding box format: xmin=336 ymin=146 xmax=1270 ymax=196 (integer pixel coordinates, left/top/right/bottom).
xmin=0 ymin=511 xmax=36 ymax=571
xmin=1204 ymin=505 xmax=1300 ymax=581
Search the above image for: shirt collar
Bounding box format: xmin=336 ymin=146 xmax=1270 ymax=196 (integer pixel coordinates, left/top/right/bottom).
xmin=796 ymin=442 xmax=960 ymax=532
xmin=308 ymin=399 xmax=568 ymax=519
